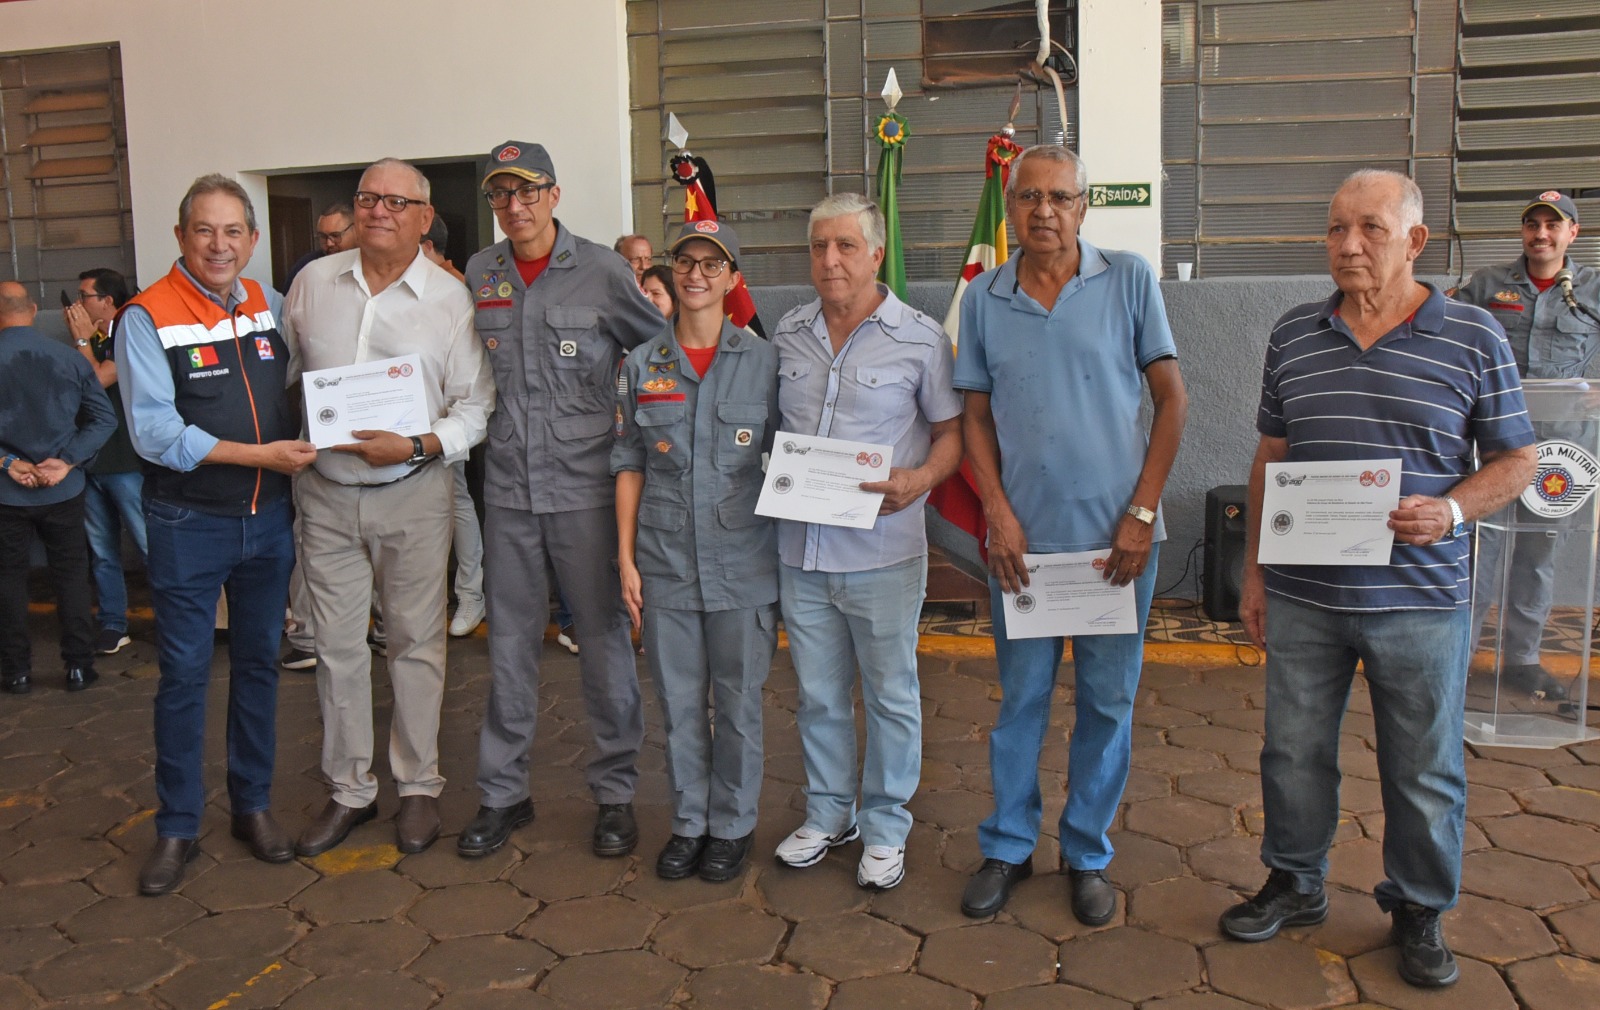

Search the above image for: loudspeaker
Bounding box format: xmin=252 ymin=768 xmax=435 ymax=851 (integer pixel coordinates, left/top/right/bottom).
xmin=1203 ymin=484 xmax=1248 ymax=622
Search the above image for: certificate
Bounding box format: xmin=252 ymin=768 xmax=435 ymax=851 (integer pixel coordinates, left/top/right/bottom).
xmin=1257 ymin=458 xmax=1400 ymax=565
xmin=303 ymin=354 xmax=430 ymax=449
xmin=754 ymin=431 xmax=893 ymax=529
xmin=1000 ymin=551 xmax=1137 ymax=639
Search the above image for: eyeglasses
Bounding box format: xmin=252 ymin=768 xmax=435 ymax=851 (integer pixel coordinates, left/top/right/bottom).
xmin=354 ymin=191 xmax=427 ymax=213
xmin=627 ymin=254 xmax=654 ymax=268
xmin=483 ymin=182 xmax=555 ymax=209
xmin=76 ymin=291 xmax=110 ymax=303
xmin=316 ymin=222 xmax=354 ymax=244
xmin=1012 ymin=189 xmax=1083 ymax=210
xmin=670 ymin=254 xmax=728 ymax=278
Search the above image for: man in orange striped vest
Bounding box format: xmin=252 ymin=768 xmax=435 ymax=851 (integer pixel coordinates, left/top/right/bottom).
xmin=117 ymin=174 xmax=318 ymax=896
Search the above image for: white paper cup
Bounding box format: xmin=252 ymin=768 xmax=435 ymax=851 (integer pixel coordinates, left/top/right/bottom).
xmin=1177 ymin=262 xmax=1193 ymax=281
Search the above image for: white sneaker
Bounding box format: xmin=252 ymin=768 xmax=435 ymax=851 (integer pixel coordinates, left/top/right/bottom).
xmin=556 ymin=628 xmax=579 ymax=655
xmin=857 ymin=845 xmax=906 ymax=890
xmin=774 ymin=822 xmax=859 ymax=868
xmin=449 ymin=598 xmax=486 ymax=637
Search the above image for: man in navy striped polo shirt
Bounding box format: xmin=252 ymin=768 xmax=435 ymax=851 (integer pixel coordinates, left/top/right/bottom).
xmin=1220 ymin=170 xmax=1536 ymax=988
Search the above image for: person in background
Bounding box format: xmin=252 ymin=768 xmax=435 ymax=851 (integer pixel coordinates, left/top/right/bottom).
xmin=640 ymin=264 xmax=677 ymax=318
xmin=0 ymin=281 xmax=116 ymax=695
xmin=285 ymin=201 xmax=357 ymax=291
xmin=614 ymin=233 xmax=655 ymax=285
xmin=423 ymin=215 xmax=468 ymax=284
xmin=64 ymin=268 xmax=147 ymax=656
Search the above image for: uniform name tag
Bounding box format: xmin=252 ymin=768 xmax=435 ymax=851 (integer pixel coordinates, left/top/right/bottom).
xmin=638 ymin=393 xmax=686 ymax=403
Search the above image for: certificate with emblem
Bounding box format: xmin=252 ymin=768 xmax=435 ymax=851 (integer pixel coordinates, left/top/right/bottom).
xmin=999 ymin=551 xmax=1137 ymax=639
xmin=755 ymin=431 xmax=893 ymax=529
xmin=302 ymin=353 xmax=430 ymax=449
xmin=1257 ymin=458 xmax=1401 ymax=566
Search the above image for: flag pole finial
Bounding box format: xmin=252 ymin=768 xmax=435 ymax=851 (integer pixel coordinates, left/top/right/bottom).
xmin=880 ymin=68 xmax=903 ymax=113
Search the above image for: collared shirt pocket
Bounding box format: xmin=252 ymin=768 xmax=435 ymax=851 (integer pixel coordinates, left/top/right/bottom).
xmin=635 ymin=403 xmax=689 ymax=473
xmin=636 ymin=499 xmax=691 ymax=580
xmin=778 ymin=358 xmax=814 ymax=422
xmin=715 ymin=401 xmax=768 ymax=468
xmin=547 ymin=305 xmax=602 ymax=371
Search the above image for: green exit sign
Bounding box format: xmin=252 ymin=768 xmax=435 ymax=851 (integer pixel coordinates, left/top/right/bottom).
xmin=1089 ymin=183 xmax=1152 ymax=208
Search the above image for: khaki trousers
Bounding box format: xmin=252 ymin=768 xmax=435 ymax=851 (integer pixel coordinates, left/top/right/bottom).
xmin=298 ymin=463 xmax=452 ymax=805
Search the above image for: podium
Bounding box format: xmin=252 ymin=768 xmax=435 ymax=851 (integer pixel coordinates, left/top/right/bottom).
xmin=1467 ymin=379 xmax=1600 ymax=748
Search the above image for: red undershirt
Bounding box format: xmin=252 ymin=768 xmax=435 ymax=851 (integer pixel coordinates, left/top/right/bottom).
xmin=514 ymin=253 xmax=551 ymax=286
xmin=681 ymin=344 xmax=717 ymax=376
xmin=1531 ymin=275 xmax=1557 ymax=293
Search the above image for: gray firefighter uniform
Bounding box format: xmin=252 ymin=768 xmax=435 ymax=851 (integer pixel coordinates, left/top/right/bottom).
xmin=1458 ymin=257 xmax=1600 ymax=666
xmin=466 ymin=223 xmax=665 ymax=808
xmin=611 ymin=321 xmax=780 ymax=839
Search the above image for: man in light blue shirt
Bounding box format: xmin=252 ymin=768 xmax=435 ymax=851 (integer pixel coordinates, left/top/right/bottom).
xmin=770 ymin=194 xmax=963 ymax=891
xmin=954 ymin=145 xmax=1188 ymax=924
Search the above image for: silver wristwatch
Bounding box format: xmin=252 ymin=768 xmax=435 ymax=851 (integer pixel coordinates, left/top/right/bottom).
xmin=1443 ymin=495 xmax=1465 ymax=539
xmin=1125 ymin=504 xmax=1156 ymax=525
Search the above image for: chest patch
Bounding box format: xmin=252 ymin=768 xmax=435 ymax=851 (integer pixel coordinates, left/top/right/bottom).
xmin=188 ymin=346 xmax=220 ymax=369
xmin=559 ymin=340 xmax=578 ymax=357
xmin=735 ymin=428 xmax=753 ymax=446
xmin=656 ymin=440 xmax=672 ymax=454
xmin=640 ymin=376 xmax=677 ymax=393
xmin=1488 ymin=301 xmax=1524 ymax=312
xmin=254 ymin=337 xmax=275 ymax=360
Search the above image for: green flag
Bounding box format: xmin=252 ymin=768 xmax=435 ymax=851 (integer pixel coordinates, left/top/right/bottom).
xmin=872 ymin=111 xmax=909 ymax=299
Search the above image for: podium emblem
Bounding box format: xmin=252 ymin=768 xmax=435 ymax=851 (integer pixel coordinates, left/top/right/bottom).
xmin=1521 ymin=439 xmax=1600 ymax=518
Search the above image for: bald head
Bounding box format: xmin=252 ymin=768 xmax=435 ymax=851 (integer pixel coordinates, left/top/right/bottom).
xmin=0 ymin=281 xmax=37 ymax=328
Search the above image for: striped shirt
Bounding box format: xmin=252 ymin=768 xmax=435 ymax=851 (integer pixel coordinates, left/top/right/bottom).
xmin=1257 ymin=283 xmax=1534 ymax=611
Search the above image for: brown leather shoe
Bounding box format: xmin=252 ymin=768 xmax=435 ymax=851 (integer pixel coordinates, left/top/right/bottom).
xmin=295 ymin=799 xmax=377 ymax=857
xmin=139 ymin=837 xmax=198 ymax=896
xmin=395 ymin=795 xmax=441 ymax=854
xmin=231 ymin=810 xmax=293 ymax=863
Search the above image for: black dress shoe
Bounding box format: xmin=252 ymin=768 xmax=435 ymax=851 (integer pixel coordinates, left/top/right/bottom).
xmin=231 ymin=810 xmax=294 ymax=863
xmin=1068 ymin=868 xmax=1117 ymax=925
xmin=1 ymin=670 xmax=30 ymax=694
xmin=295 ymin=799 xmax=377 ymax=857
xmin=457 ymin=798 xmax=534 ymax=858
xmin=593 ymin=802 xmax=638 ymax=858
xmin=698 ymin=833 xmax=753 ymax=882
xmin=961 ymin=857 xmax=1034 ymax=917
xmin=64 ymin=665 xmax=98 ymax=692
xmin=139 ymin=837 xmax=198 ymax=896
xmin=656 ymin=834 xmax=707 ymax=879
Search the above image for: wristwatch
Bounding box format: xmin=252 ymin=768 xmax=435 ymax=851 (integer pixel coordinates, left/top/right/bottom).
xmin=1443 ymin=495 xmax=1465 ymax=539
xmin=74 ymin=338 xmax=90 ymax=348
xmin=1 ymin=454 xmax=15 ymax=473
xmin=405 ymin=436 xmax=429 ymax=467
xmin=1125 ymin=504 xmax=1157 ymax=525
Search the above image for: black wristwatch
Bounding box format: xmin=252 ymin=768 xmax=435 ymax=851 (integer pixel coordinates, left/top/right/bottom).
xmin=405 ymin=436 xmax=429 ymax=467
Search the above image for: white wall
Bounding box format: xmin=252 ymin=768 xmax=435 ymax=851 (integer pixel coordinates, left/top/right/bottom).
xmin=1076 ymin=0 xmax=1163 ymax=265
xmin=0 ymin=0 xmax=631 ymax=289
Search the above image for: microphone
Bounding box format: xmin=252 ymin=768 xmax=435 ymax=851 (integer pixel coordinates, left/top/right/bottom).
xmin=1556 ymin=268 xmax=1577 ymax=309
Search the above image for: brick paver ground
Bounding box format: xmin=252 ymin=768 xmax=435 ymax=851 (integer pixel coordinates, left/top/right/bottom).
xmin=1 ymin=600 xmax=1596 ymax=1009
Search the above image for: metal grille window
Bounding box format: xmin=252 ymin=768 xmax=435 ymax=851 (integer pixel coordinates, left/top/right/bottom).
xmin=0 ymin=44 xmax=134 ymax=299
xmin=1160 ymin=0 xmax=1458 ymax=278
xmin=1455 ymin=0 xmax=1600 ymax=275
xmin=626 ymin=0 xmax=1077 ymax=287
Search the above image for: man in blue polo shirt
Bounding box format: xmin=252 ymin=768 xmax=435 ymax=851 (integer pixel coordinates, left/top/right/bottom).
xmin=1222 ymin=169 xmax=1536 ymax=989
xmin=953 ymin=145 xmax=1188 ymax=924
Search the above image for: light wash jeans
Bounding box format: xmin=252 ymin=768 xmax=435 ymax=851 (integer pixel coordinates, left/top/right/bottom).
xmin=780 ymin=556 xmax=926 ymax=847
xmin=1260 ymin=596 xmax=1470 ymax=912
xmin=977 ymin=548 xmax=1159 ymax=870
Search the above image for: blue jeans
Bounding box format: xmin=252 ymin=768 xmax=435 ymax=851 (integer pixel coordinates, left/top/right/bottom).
xmin=780 ymin=556 xmax=926 ymax=847
xmin=145 ymin=496 xmax=295 ymax=839
xmin=84 ymin=470 xmax=148 ymax=634
xmin=979 ymin=547 xmax=1159 ymax=870
xmin=1260 ymin=596 xmax=1470 ymax=912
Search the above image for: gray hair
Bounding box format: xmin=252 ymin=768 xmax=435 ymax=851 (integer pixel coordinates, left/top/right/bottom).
xmin=613 ymin=234 xmax=650 ymax=254
xmin=1005 ymin=145 xmax=1089 ymax=197
xmin=1338 ymin=169 xmax=1424 ymax=230
xmin=178 ymin=174 xmax=258 ymax=233
xmin=362 ymin=157 xmax=431 ymax=203
xmin=808 ymin=193 xmax=886 ymax=254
